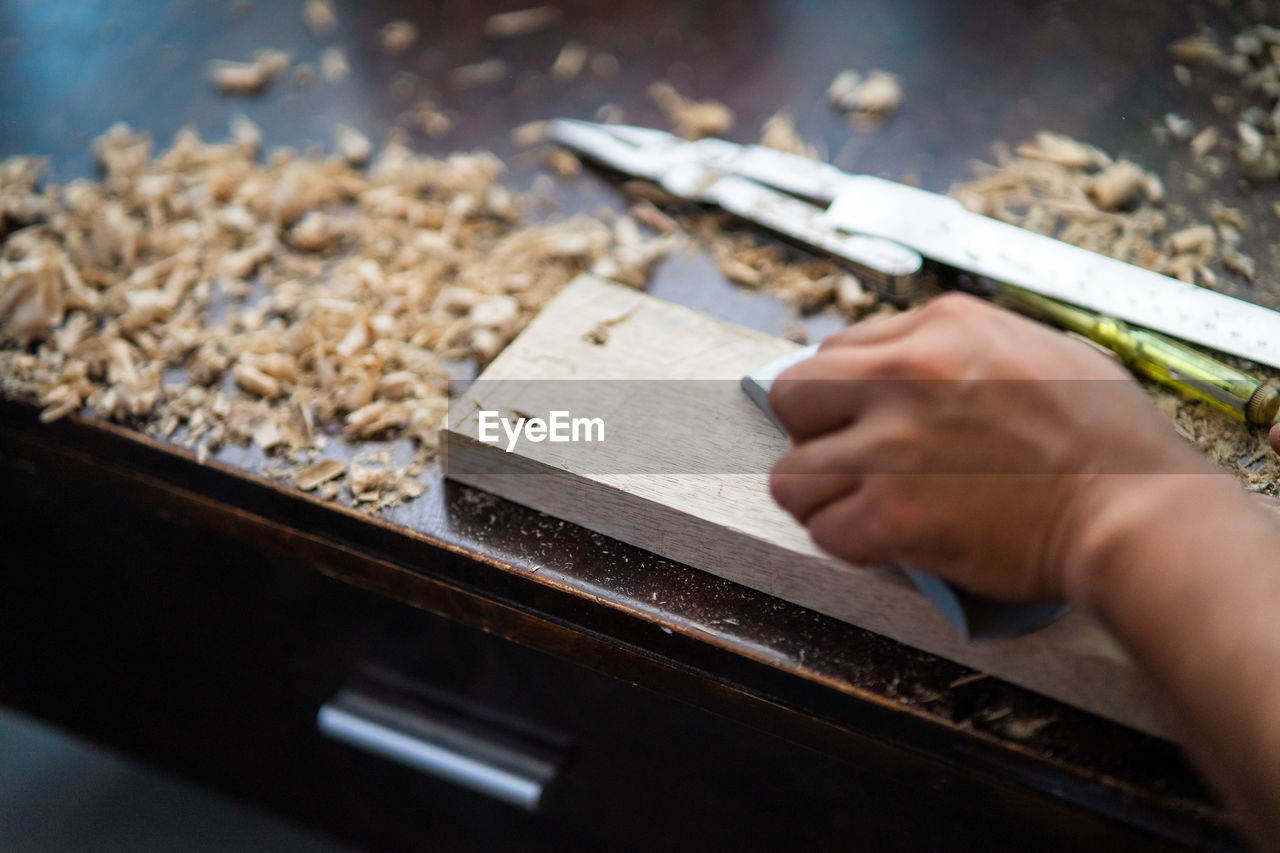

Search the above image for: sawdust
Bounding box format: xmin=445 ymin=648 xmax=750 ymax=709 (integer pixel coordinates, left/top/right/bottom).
xmin=759 ymin=111 xmax=820 ymax=160
xmin=483 ymin=6 xmax=562 ymax=39
xmin=827 ymin=69 xmax=903 ymax=120
xmin=452 ymin=59 xmax=507 ymax=90
xmin=320 ymin=47 xmax=349 ymax=84
xmin=550 ymin=42 xmax=588 ymax=81
xmin=379 ymin=20 xmax=419 ymax=55
xmin=209 ymin=50 xmax=291 ymax=95
xmin=648 ymin=82 xmax=734 ymax=141
xmin=302 ymin=0 xmax=337 ymax=37
xmin=0 ymin=120 xmax=683 ymax=511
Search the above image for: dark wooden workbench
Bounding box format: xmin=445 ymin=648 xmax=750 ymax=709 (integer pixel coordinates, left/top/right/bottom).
xmin=2 ymin=1 xmax=1272 ymax=849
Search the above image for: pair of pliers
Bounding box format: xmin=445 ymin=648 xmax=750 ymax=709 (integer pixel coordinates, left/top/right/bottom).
xmin=549 ymin=118 xmax=923 ymax=303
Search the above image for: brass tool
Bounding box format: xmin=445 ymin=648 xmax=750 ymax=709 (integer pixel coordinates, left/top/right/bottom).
xmin=999 ymin=286 xmax=1280 ymax=426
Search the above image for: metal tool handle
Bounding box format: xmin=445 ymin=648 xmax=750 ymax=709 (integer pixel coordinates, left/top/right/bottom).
xmin=697 ymin=173 xmax=923 ymax=301
xmin=825 ymin=176 xmax=1280 ymax=369
xmin=317 ymin=689 xmax=560 ymax=811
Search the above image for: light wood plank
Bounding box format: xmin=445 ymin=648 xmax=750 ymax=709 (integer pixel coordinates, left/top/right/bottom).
xmin=443 ymin=275 xmax=1163 ymax=735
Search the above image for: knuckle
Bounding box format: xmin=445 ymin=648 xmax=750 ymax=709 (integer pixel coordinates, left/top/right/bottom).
xmin=873 ymin=346 xmax=953 ymax=381
xmin=770 ymin=357 xmax=824 ymax=410
xmin=927 ymin=290 xmax=981 ymax=317
xmin=878 ymin=497 xmax=918 ymax=542
xmin=858 ymin=501 xmax=913 ymax=556
xmin=878 ymin=432 xmax=926 ymax=473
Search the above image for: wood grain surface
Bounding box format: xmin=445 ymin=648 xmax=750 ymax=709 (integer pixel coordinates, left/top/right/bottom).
xmin=444 ymin=275 xmax=1164 ymax=734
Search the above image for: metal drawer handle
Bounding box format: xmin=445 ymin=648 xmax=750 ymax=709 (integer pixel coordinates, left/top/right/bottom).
xmin=317 ymin=690 xmax=559 ymax=811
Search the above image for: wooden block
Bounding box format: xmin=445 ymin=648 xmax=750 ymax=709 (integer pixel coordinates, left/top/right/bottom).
xmin=443 ymin=275 xmax=1164 ymax=736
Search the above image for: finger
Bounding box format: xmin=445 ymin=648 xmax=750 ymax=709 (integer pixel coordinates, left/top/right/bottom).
xmin=804 ymin=489 xmax=894 ymax=567
xmin=768 ymin=349 xmax=870 ymax=443
xmin=770 ymin=414 xmax=911 ymax=522
xmin=1271 ymin=422 xmax=1280 ymax=455
xmin=770 ymin=338 xmax=938 ymax=443
xmin=818 ymin=306 xmax=930 ymax=352
xmin=770 ymin=440 xmax=863 ymax=523
xmin=769 ymin=346 xmax=901 ymax=443
xmin=770 ymin=469 xmax=862 ymax=525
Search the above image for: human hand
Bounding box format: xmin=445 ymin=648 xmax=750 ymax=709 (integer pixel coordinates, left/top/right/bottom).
xmin=768 ymin=293 xmax=1217 ymax=602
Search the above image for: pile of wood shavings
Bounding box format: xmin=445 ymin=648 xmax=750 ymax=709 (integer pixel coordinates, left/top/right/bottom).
xmin=0 ymin=121 xmax=683 ymax=510
xmin=683 ymin=209 xmax=883 ymax=326
xmin=949 ymin=132 xmax=1279 ymax=493
xmin=601 ymin=115 xmax=886 ymax=329
xmin=1166 ymin=23 xmax=1280 ymax=182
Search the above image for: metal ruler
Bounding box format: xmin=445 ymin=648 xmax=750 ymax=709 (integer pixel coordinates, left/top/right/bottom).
xmin=825 ymin=176 xmax=1280 ymax=370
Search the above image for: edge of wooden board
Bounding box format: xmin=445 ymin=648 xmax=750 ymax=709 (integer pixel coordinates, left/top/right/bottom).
xmin=441 ymin=275 xmax=1164 ymax=736
xmin=444 ymin=430 xmax=1163 ymax=736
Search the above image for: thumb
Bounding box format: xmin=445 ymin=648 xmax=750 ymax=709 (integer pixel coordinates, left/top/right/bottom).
xmin=1271 ymin=422 xmax=1280 ymax=455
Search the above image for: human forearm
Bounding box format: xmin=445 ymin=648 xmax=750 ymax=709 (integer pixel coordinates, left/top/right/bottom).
xmin=1070 ymin=474 xmax=1280 ymax=844
xmin=768 ymin=294 xmax=1280 ymax=845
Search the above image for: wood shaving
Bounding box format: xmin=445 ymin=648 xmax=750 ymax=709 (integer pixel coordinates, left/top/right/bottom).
xmin=334 ymin=124 xmax=372 ymax=166
xmin=1016 ymin=131 xmax=1110 ymax=169
xmin=834 ymin=273 xmax=874 ymax=315
xmin=380 ymin=20 xmax=419 ymax=55
xmin=595 ymin=103 xmax=626 ymax=125
xmin=1190 ymin=125 xmax=1220 ymax=159
xmin=544 ymin=148 xmax=580 ymax=178
xmin=653 ymin=204 xmax=887 ymax=321
xmin=1168 ymin=31 xmax=1223 ymax=65
xmin=827 ymin=69 xmax=902 ymax=117
xmin=628 ymin=200 xmax=677 ymax=235
xmin=826 ymin=70 xmax=862 ymax=110
xmin=451 ymin=59 xmax=507 ymax=89
xmin=648 ymin=82 xmax=734 ymax=140
xmin=302 ymin=0 xmax=337 ymax=37
xmin=1168 ymin=224 xmax=1215 ymax=256
xmin=1003 ymin=715 xmax=1056 ymax=740
xmin=210 ymin=50 xmax=292 ymax=95
xmin=484 ymin=6 xmax=562 ymax=38
xmin=1084 ymin=161 xmax=1151 ymax=211
xmin=1163 ymin=113 xmax=1194 ymax=141
xmin=293 ymin=458 xmax=344 ymax=490
xmin=759 ymin=112 xmax=819 ymax=160
xmin=320 ymin=47 xmax=349 ymax=84
xmin=550 ymin=42 xmax=587 ymax=81
xmin=406 ymin=100 xmax=454 ymax=138
xmin=510 ymin=120 xmax=550 ymax=148
xmin=0 ymin=122 xmax=685 ymax=511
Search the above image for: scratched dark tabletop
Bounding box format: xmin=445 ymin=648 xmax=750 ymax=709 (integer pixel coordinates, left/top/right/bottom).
xmin=2 ymin=0 xmax=1273 ymax=847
